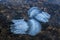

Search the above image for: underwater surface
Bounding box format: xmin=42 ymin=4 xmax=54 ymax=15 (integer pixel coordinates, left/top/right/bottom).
xmin=0 ymin=0 xmax=60 ymax=40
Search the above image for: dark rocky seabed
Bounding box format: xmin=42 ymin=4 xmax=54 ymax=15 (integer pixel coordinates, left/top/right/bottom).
xmin=0 ymin=0 xmax=60 ymax=40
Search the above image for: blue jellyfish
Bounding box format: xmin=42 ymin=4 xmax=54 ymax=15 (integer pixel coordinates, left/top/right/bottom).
xmin=28 ymin=19 xmax=41 ymax=36
xmin=10 ymin=7 xmax=51 ymax=36
xmin=34 ymin=12 xmax=51 ymax=23
xmin=10 ymin=19 xmax=29 ymax=34
xmin=28 ymin=7 xmax=51 ymax=23
xmin=28 ymin=7 xmax=42 ymax=18
xmin=10 ymin=19 xmax=42 ymax=36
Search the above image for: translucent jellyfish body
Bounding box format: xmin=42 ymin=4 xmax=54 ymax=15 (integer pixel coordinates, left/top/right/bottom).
xmin=10 ymin=19 xmax=29 ymax=34
xmin=28 ymin=7 xmax=41 ymax=18
xmin=28 ymin=19 xmax=41 ymax=36
xmin=10 ymin=19 xmax=41 ymax=36
xmin=35 ymin=12 xmax=51 ymax=22
xmin=28 ymin=7 xmax=51 ymax=23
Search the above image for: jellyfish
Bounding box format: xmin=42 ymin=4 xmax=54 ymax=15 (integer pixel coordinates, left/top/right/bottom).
xmin=28 ymin=7 xmax=51 ymax=23
xmin=10 ymin=19 xmax=29 ymax=34
xmin=10 ymin=7 xmax=51 ymax=36
xmin=10 ymin=19 xmax=42 ymax=36
xmin=28 ymin=19 xmax=41 ymax=36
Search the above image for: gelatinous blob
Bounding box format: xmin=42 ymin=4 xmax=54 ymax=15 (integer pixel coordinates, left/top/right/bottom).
xmin=28 ymin=7 xmax=50 ymax=23
xmin=10 ymin=19 xmax=42 ymax=36
xmin=35 ymin=12 xmax=50 ymax=23
xmin=28 ymin=19 xmax=41 ymax=36
xmin=10 ymin=19 xmax=29 ymax=34
xmin=28 ymin=7 xmax=42 ymax=18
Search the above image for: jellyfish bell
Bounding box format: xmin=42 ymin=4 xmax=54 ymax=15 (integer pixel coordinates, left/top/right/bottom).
xmin=10 ymin=19 xmax=29 ymax=34
xmin=28 ymin=7 xmax=42 ymax=18
xmin=28 ymin=7 xmax=51 ymax=22
xmin=28 ymin=19 xmax=42 ymax=36
xmin=10 ymin=18 xmax=42 ymax=36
